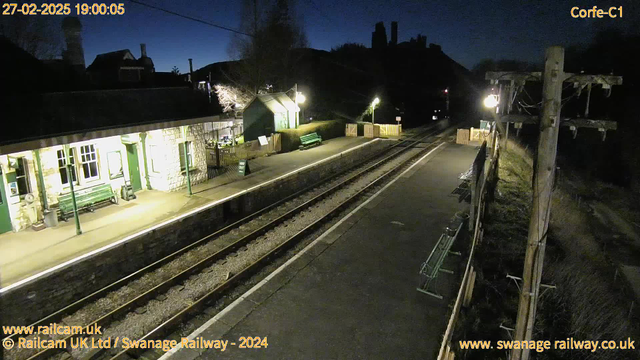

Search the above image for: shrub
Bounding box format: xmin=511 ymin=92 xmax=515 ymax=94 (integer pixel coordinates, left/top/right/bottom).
xmin=278 ymin=120 xmax=348 ymax=152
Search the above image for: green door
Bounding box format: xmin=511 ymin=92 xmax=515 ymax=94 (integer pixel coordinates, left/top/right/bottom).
xmin=0 ymin=169 xmax=13 ymax=234
xmin=126 ymin=144 xmax=142 ymax=192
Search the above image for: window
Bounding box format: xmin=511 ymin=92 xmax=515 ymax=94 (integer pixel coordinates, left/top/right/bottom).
xmin=57 ymin=149 xmax=78 ymax=186
xmin=80 ymin=144 xmax=99 ymax=181
xmin=107 ymin=151 xmax=124 ymax=180
xmin=178 ymin=142 xmax=193 ymax=172
xmin=15 ymin=157 xmax=31 ymax=195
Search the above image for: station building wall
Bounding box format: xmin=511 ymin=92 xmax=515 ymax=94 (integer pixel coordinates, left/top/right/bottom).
xmin=0 ymin=123 xmax=208 ymax=232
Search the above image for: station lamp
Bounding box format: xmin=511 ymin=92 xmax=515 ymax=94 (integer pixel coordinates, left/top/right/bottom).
xmin=371 ymin=97 xmax=380 ymax=124
xmin=483 ymin=94 xmax=499 ymax=108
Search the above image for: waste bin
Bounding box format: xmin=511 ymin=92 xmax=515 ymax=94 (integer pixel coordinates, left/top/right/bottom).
xmin=43 ymin=209 xmax=58 ymax=228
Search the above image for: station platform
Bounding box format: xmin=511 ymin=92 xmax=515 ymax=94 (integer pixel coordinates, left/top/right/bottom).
xmin=166 ymin=142 xmax=478 ymax=360
xmin=0 ymin=136 xmax=377 ymax=288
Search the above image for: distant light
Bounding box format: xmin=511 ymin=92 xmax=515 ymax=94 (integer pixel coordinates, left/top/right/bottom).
xmin=484 ymin=94 xmax=499 ymax=108
xmin=432 ymin=115 xmax=438 ymax=120
xmin=444 ymin=89 xmax=448 ymax=93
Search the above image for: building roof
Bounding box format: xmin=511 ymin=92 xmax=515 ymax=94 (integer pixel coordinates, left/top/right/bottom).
xmin=87 ymin=49 xmax=143 ymax=72
xmin=247 ymin=93 xmax=298 ymax=114
xmin=0 ymin=36 xmax=57 ymax=93
xmin=0 ymin=87 xmax=222 ymax=153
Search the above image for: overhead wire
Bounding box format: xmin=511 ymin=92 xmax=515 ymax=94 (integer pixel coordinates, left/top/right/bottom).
xmin=127 ymin=0 xmax=253 ymax=37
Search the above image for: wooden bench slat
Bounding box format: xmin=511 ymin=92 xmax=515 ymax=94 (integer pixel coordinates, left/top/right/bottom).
xmin=58 ymin=183 xmax=116 ymax=218
xmin=299 ymin=132 xmax=322 ymax=149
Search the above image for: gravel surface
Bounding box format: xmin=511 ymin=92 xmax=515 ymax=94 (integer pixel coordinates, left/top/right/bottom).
xmin=5 ymin=139 xmax=430 ymax=360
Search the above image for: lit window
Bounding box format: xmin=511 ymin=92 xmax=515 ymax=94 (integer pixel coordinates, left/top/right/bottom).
xmin=107 ymin=151 xmax=124 ymax=180
xmin=57 ymin=149 xmax=78 ymax=186
xmin=178 ymin=142 xmax=193 ymax=171
xmin=15 ymin=157 xmax=31 ymax=195
xmin=80 ymin=144 xmax=100 ymax=181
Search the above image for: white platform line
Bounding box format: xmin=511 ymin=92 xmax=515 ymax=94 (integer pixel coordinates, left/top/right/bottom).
xmin=0 ymin=139 xmax=381 ymax=294
xmin=159 ymin=141 xmax=447 ymax=359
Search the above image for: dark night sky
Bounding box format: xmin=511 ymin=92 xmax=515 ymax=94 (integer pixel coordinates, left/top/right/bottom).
xmin=57 ymin=0 xmax=639 ymax=72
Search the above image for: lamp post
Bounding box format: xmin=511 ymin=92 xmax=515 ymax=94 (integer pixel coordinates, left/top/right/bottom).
xmin=64 ymin=144 xmax=82 ymax=235
xmin=444 ymin=87 xmax=449 ymax=113
xmin=371 ymin=97 xmax=380 ymax=124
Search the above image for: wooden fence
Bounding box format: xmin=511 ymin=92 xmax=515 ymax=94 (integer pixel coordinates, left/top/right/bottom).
xmin=345 ymin=124 xmax=357 ymax=137
xmin=378 ymin=124 xmax=402 ymax=136
xmin=363 ymin=124 xmax=401 ymax=138
xmin=437 ymin=127 xmax=500 ymax=360
xmin=206 ymin=134 xmax=281 ymax=171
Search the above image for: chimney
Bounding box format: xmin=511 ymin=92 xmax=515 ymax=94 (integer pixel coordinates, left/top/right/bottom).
xmin=61 ymin=17 xmax=85 ymax=71
xmin=140 ymin=43 xmax=147 ymax=58
xmin=391 ymin=21 xmax=398 ymax=46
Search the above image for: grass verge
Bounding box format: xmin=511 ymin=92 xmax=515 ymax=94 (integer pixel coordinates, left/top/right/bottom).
xmin=452 ymin=140 xmax=639 ymax=360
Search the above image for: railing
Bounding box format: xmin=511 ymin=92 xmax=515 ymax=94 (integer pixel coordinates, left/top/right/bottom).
xmin=437 ymin=126 xmax=500 ymax=360
xmin=205 ymin=134 xmax=282 ymax=171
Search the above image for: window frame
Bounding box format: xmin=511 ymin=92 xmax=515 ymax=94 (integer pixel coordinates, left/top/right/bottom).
xmin=80 ymin=144 xmax=100 ymax=182
xmin=57 ymin=148 xmax=78 ymax=187
xmin=14 ymin=157 xmax=31 ymax=197
xmin=148 ymin=144 xmax=161 ymax=173
xmin=107 ymin=150 xmax=124 ymax=180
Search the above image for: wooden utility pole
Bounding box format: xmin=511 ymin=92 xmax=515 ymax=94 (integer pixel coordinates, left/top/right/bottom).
xmin=484 ymin=48 xmax=622 ymax=360
xmin=512 ymin=46 xmax=564 ymax=360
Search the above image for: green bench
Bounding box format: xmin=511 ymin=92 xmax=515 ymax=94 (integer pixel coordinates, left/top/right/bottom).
xmin=416 ymin=215 xmax=465 ymax=299
xmin=58 ymin=183 xmax=118 ymax=221
xmin=299 ymin=132 xmax=322 ymax=150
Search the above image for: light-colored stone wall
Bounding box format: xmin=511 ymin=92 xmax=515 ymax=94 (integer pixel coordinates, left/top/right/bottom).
xmin=0 ymin=152 xmax=43 ymax=231
xmin=147 ymin=124 xmax=207 ymax=192
xmin=1 ymin=123 xmax=208 ymax=231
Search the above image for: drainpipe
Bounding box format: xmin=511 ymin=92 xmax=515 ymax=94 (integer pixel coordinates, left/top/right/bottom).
xmin=64 ymin=144 xmax=82 ymax=235
xmin=34 ymin=149 xmax=48 ymax=210
xmin=185 ymin=140 xmax=192 ymax=196
xmin=140 ymin=132 xmax=152 ymax=190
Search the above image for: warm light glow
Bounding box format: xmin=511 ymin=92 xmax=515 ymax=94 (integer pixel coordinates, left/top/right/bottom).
xmin=483 ymin=94 xmax=499 ymax=108
xmin=297 ymin=93 xmax=306 ymax=104
xmin=372 ymin=97 xmax=380 ymax=107
xmin=444 ymin=89 xmax=448 ymax=93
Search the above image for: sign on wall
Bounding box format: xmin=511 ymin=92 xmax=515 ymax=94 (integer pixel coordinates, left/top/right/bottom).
xmin=8 ymin=182 xmax=18 ymax=197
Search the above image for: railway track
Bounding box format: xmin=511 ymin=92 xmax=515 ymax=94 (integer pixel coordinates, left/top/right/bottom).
xmin=4 ymin=125 xmax=452 ymax=360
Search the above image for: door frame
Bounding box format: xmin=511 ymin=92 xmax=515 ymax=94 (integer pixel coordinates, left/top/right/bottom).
xmin=0 ymin=168 xmax=14 ymax=234
xmin=125 ymin=144 xmax=142 ymax=192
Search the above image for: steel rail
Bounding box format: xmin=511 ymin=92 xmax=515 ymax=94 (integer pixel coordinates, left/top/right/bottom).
xmin=110 ymin=132 xmax=449 ymax=360
xmin=2 ymin=126 xmax=431 ymax=344
xmin=18 ymin=127 xmax=438 ymax=360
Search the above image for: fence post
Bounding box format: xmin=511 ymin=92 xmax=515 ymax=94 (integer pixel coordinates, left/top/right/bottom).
xmin=463 ymin=267 xmax=476 ymax=307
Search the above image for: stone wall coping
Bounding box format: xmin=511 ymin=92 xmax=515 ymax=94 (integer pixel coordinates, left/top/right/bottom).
xmin=0 ymin=138 xmax=381 ymax=294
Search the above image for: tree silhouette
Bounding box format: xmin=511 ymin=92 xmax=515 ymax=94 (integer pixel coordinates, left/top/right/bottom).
xmin=227 ymin=0 xmax=308 ymax=94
